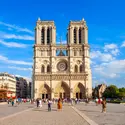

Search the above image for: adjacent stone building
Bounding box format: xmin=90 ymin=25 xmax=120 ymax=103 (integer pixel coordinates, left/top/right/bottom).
xmin=33 ymin=18 xmax=92 ymax=99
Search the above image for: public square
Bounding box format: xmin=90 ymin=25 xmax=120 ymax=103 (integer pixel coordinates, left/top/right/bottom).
xmin=0 ymin=102 xmax=125 ymax=125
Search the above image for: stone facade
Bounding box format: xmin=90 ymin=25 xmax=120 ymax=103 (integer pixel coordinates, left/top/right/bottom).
xmin=0 ymin=72 xmax=16 ymax=99
xmin=32 ymin=18 xmax=92 ymax=99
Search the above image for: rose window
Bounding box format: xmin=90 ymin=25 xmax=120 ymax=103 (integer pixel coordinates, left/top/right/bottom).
xmin=57 ymin=61 xmax=67 ymax=71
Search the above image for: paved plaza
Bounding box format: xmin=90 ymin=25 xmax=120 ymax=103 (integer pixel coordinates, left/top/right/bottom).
xmin=0 ymin=102 xmax=125 ymax=125
xmin=0 ymin=103 xmax=89 ymax=125
xmin=75 ymin=102 xmax=125 ymax=125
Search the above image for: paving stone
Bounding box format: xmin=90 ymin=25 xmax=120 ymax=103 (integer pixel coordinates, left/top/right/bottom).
xmin=0 ymin=104 xmax=89 ymax=125
xmin=75 ymin=102 xmax=125 ymax=125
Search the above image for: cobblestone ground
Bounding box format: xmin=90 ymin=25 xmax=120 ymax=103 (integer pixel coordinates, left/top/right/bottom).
xmin=0 ymin=104 xmax=89 ymax=125
xmin=75 ymin=102 xmax=125 ymax=125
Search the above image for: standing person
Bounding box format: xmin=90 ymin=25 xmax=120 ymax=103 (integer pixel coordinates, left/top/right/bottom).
xmin=102 ymin=97 xmax=107 ymax=113
xmin=36 ymin=98 xmax=39 ymax=108
xmin=11 ymin=99 xmax=14 ymax=106
xmin=98 ymin=98 xmax=101 ymax=105
xmin=85 ymin=98 xmax=89 ymax=105
xmin=39 ymin=99 xmax=42 ymax=108
xmin=57 ymin=98 xmax=62 ymax=111
xmin=48 ymin=99 xmax=52 ymax=111
xmin=75 ymin=98 xmax=77 ymax=104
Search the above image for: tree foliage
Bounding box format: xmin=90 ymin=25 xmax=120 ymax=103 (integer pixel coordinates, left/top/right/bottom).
xmin=103 ymin=85 xmax=125 ymax=98
xmin=103 ymin=85 xmax=119 ymax=98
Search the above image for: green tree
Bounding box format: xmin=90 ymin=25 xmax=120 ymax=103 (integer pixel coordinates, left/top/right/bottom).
xmin=118 ymin=87 xmax=125 ymax=98
xmin=103 ymin=85 xmax=119 ymax=98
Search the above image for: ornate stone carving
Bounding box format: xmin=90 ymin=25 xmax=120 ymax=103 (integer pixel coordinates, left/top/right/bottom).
xmin=34 ymin=74 xmax=88 ymax=81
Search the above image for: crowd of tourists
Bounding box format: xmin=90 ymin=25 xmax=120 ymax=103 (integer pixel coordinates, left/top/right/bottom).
xmin=6 ymin=97 xmax=107 ymax=113
xmin=35 ymin=98 xmax=62 ymax=111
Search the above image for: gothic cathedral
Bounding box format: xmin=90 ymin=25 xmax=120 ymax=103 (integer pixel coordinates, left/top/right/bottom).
xmin=32 ymin=18 xmax=92 ymax=99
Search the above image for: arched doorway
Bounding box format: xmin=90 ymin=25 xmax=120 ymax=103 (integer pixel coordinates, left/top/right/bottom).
xmin=55 ymin=81 xmax=70 ymax=99
xmin=73 ymin=83 xmax=85 ymax=99
xmin=39 ymin=84 xmax=51 ymax=99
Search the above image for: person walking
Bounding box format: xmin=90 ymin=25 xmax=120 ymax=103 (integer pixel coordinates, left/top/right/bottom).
xmin=39 ymin=99 xmax=42 ymax=108
xmin=11 ymin=99 xmax=14 ymax=106
xmin=48 ymin=99 xmax=52 ymax=111
xmin=57 ymin=98 xmax=62 ymax=111
xmin=102 ymin=97 xmax=107 ymax=113
xmin=36 ymin=98 xmax=39 ymax=108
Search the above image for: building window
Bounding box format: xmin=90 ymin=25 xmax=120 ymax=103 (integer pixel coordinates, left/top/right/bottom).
xmin=74 ymin=65 xmax=78 ymax=73
xmin=41 ymin=65 xmax=45 ymax=73
xmin=79 ymin=28 xmax=81 ymax=44
xmin=41 ymin=28 xmax=44 ymax=44
xmin=47 ymin=28 xmax=50 ymax=44
xmin=74 ymin=28 xmax=76 ymax=44
xmin=47 ymin=65 xmax=51 ymax=73
xmin=80 ymin=65 xmax=83 ymax=72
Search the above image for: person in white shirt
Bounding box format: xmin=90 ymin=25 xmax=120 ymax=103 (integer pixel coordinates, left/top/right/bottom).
xmin=39 ymin=99 xmax=42 ymax=108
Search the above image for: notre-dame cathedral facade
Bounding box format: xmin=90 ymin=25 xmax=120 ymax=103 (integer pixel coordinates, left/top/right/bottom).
xmin=32 ymin=18 xmax=92 ymax=99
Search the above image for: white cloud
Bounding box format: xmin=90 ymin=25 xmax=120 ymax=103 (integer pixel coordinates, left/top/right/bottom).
xmin=121 ymin=41 xmax=125 ymax=47
xmin=0 ymin=33 xmax=34 ymax=40
xmin=56 ymin=40 xmax=67 ymax=44
xmin=0 ymin=54 xmax=32 ymax=66
xmin=0 ymin=21 xmax=33 ymax=34
xmin=111 ymin=49 xmax=119 ymax=56
xmin=104 ymin=43 xmax=119 ymax=56
xmin=90 ymin=51 xmax=114 ymax=62
xmin=8 ymin=66 xmax=32 ymax=71
xmin=93 ymin=59 xmax=125 ymax=79
xmin=15 ymin=74 xmax=32 ymax=82
xmin=104 ymin=43 xmax=117 ymax=51
xmin=0 ymin=39 xmax=28 ymax=48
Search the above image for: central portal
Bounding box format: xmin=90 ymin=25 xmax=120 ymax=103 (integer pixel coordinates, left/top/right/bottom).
xmin=55 ymin=81 xmax=70 ymax=99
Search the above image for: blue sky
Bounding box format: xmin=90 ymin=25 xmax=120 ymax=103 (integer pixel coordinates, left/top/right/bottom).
xmin=0 ymin=0 xmax=125 ymax=87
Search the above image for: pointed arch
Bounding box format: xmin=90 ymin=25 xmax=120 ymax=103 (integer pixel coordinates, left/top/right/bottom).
xmin=39 ymin=83 xmax=51 ymax=99
xmin=47 ymin=28 xmax=50 ymax=44
xmin=74 ymin=28 xmax=77 ymax=44
xmin=41 ymin=28 xmax=44 ymax=44
xmin=47 ymin=65 xmax=51 ymax=73
xmin=41 ymin=65 xmax=45 ymax=73
xmin=55 ymin=81 xmax=70 ymax=99
xmin=74 ymin=65 xmax=78 ymax=73
xmin=79 ymin=28 xmax=82 ymax=44
xmin=73 ymin=82 xmax=85 ymax=99
xmin=80 ymin=65 xmax=84 ymax=73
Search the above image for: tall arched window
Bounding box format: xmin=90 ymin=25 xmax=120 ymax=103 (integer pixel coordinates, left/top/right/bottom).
xmin=47 ymin=28 xmax=50 ymax=44
xmin=74 ymin=28 xmax=76 ymax=44
xmin=80 ymin=65 xmax=83 ymax=73
xmin=47 ymin=65 xmax=51 ymax=73
xmin=41 ymin=28 xmax=44 ymax=44
xmin=41 ymin=65 xmax=45 ymax=73
xmin=79 ymin=28 xmax=81 ymax=44
xmin=74 ymin=65 xmax=78 ymax=73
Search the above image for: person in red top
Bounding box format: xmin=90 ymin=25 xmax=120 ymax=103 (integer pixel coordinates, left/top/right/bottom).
xmin=98 ymin=98 xmax=101 ymax=104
